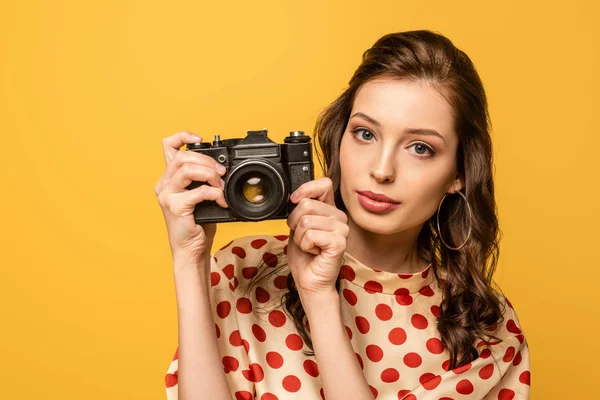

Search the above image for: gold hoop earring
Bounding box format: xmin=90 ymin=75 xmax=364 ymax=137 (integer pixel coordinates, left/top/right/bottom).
xmin=436 ymin=190 xmax=473 ymax=251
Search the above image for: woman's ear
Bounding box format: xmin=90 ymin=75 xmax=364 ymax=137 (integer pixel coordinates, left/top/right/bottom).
xmin=448 ymin=177 xmax=464 ymax=194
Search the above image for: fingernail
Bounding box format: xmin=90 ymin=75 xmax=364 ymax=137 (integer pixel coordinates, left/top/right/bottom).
xmin=291 ymin=191 xmax=299 ymax=202
xmin=216 ymin=163 xmax=227 ymax=174
xmin=190 ymin=134 xmax=201 ymax=141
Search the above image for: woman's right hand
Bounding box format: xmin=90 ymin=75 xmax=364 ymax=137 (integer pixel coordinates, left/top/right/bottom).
xmin=154 ymin=131 xmax=229 ymax=265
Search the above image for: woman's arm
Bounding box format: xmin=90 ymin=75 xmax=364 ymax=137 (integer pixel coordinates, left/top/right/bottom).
xmin=302 ymin=290 xmax=375 ymax=400
xmin=174 ymin=258 xmax=233 ymax=400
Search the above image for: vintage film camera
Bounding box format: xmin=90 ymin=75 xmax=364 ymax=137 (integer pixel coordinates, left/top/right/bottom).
xmin=185 ymin=129 xmax=314 ymax=223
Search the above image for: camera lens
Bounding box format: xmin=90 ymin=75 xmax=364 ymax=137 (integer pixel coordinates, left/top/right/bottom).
xmin=225 ymin=160 xmax=287 ymax=221
xmin=243 ymin=175 xmax=270 ymax=205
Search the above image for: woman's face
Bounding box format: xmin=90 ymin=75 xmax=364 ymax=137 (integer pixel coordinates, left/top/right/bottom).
xmin=339 ymin=77 xmax=463 ymax=235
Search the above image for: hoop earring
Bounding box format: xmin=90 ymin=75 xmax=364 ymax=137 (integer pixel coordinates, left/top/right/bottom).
xmin=436 ymin=190 xmax=473 ymax=251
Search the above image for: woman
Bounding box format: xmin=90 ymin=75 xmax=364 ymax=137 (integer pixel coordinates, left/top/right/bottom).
xmin=157 ymin=30 xmax=531 ymax=400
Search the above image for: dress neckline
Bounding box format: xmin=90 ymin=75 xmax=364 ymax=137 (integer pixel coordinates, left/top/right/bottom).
xmin=339 ymin=251 xmax=436 ymax=295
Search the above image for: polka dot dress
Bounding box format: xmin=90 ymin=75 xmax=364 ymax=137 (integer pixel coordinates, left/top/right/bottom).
xmin=165 ymin=235 xmax=531 ymax=399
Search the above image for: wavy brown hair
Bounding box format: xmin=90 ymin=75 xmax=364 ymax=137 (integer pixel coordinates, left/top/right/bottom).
xmin=243 ymin=29 xmax=506 ymax=370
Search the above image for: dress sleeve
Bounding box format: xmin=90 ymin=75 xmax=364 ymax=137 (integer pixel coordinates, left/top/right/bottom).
xmin=164 ymin=237 xmax=267 ymax=400
xmin=406 ymin=296 xmax=531 ymax=399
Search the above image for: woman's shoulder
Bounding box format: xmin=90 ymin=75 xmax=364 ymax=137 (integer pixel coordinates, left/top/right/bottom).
xmin=481 ymin=290 xmax=528 ymax=352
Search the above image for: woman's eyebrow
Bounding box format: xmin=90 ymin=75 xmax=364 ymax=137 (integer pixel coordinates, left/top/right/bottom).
xmin=350 ymin=111 xmax=446 ymax=143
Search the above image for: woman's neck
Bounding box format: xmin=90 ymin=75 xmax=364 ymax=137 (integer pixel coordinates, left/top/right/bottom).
xmin=345 ymin=216 xmax=428 ymax=274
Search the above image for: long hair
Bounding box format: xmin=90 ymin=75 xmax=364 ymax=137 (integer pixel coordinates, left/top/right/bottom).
xmin=243 ymin=29 xmax=505 ymax=370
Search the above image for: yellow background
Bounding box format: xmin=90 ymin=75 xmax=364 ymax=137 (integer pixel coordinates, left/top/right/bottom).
xmin=1 ymin=1 xmax=597 ymax=398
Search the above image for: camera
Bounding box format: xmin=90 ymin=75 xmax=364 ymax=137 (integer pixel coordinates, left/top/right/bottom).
xmin=185 ymin=129 xmax=314 ymax=224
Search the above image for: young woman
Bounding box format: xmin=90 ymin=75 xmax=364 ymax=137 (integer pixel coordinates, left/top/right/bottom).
xmin=157 ymin=30 xmax=531 ymax=400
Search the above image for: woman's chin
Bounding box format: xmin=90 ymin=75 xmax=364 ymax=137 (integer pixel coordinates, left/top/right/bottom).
xmin=348 ymin=206 xmax=403 ymax=235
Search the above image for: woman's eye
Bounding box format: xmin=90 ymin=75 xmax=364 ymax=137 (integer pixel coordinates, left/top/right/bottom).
xmin=351 ymin=128 xmax=375 ymax=142
xmin=409 ymin=143 xmax=436 ymax=156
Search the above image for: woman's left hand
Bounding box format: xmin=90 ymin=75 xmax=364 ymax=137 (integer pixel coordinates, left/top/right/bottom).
xmin=286 ymin=177 xmax=349 ymax=297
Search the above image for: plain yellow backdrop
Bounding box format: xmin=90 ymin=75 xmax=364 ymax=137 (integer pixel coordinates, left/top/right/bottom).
xmin=1 ymin=0 xmax=598 ymax=398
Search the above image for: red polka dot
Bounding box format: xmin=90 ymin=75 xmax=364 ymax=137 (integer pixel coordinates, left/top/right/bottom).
xmin=375 ymin=304 xmax=393 ymax=321
xmin=397 ymin=390 xmax=411 ymax=399
xmin=453 ymin=362 xmax=472 ymax=374
xmin=229 ymin=330 xmax=243 ymax=347
xmin=369 ymin=385 xmax=378 ymax=398
xmin=431 ymin=305 xmax=440 ymax=317
xmin=356 ymin=353 xmax=364 ymax=369
xmin=232 ymin=246 xmax=246 ymax=258
xmin=398 ymin=273 xmax=413 ymax=279
xmin=261 ymin=393 xmax=278 ymax=400
xmin=422 ymin=268 xmax=430 ymax=278
xmin=343 ymin=289 xmax=358 ymax=305
xmin=222 ymin=264 xmax=235 ymax=279
xmin=345 ymin=325 xmax=353 ymax=340
xmin=439 ymin=398 xmax=454 ymax=400
xmin=355 ymin=316 xmax=370 ymax=334
xmin=242 ymin=339 xmax=250 ymax=353
xmin=242 ymin=267 xmax=257 ymax=279
xmin=516 ymin=334 xmax=525 ymax=344
xmin=269 ymin=310 xmax=286 ymax=327
xmin=519 ymin=371 xmax=530 ymax=385
xmin=442 ymin=360 xmax=450 ymax=371
xmin=404 ymin=352 xmax=422 ymax=368
xmin=172 ymin=348 xmax=179 ymax=361
xmin=395 ymin=293 xmax=413 ymax=306
xmin=401 ymin=394 xmax=416 ymax=400
xmin=275 ymin=234 xmax=289 ymax=241
xmin=215 ymin=323 xmax=220 ymax=338
xmin=480 ymin=348 xmax=492 ymax=359
xmin=252 ymin=324 xmax=266 ymax=342
xmin=479 ymin=363 xmax=494 ymax=379
xmin=274 ymin=275 xmax=287 ymax=289
xmin=165 ymin=371 xmax=178 ymax=388
xmin=426 ymin=338 xmax=444 ymax=354
xmin=286 ymin=333 xmax=304 ymax=351
xmin=319 ymin=388 xmax=325 ymax=399
xmin=216 ymin=301 xmax=231 ymax=318
xmin=251 ymin=239 xmax=267 ymax=249
xmin=242 ymin=363 xmax=264 ymax=382
xmin=419 ymin=285 xmax=434 ymax=297
xmin=513 ymin=351 xmax=522 ymax=366
xmin=389 ymin=327 xmax=407 ymax=345
xmin=229 ymin=277 xmax=239 ymax=291
xmin=256 ymin=286 xmax=270 ymax=303
xmin=366 ymin=345 xmax=384 ymax=362
xmin=365 ymin=280 xmax=383 ymax=294
xmin=498 ymin=389 xmax=515 ymax=400
xmin=506 ymin=319 xmax=521 ymax=334
xmin=381 ymin=368 xmax=400 ymax=382
xmin=266 ymin=351 xmax=284 ymax=369
xmin=235 ymin=391 xmax=253 ymax=400
xmin=222 ymin=356 xmax=239 ymax=373
xmin=420 ymin=373 xmax=441 ymax=390
xmin=456 ymin=379 xmax=474 ymax=395
xmin=503 ymin=346 xmax=516 ymax=363
xmin=236 ymin=298 xmax=252 ymax=314
xmin=411 ymin=313 xmax=428 ymax=329
xmin=339 ymin=265 xmax=356 ymax=281
xmin=263 ymin=252 xmax=278 ymax=267
xmin=282 ymin=375 xmax=301 ymax=392
xmin=303 ymin=360 xmax=319 ymax=377
xmin=210 ymin=272 xmax=221 ymax=287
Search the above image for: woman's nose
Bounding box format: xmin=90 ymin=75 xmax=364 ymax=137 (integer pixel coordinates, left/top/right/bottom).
xmin=370 ymin=152 xmax=396 ymax=183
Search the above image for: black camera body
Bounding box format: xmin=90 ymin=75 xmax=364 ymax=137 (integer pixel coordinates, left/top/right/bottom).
xmin=186 ymin=129 xmax=314 ymax=224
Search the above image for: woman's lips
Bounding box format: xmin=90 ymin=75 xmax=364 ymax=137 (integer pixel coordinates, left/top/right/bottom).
xmin=356 ymin=191 xmax=400 ymax=213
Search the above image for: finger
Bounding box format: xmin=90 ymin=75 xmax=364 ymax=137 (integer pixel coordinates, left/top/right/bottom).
xmin=165 ymin=164 xmax=225 ymax=194
xmin=160 ymin=185 xmax=228 ymax=216
xmin=287 ymin=198 xmax=347 ymax=231
xmin=292 ymin=214 xmax=346 ymax=248
xmin=161 ymin=131 xmax=203 ymax=165
xmin=174 ymin=184 xmax=229 ymax=210
xmin=155 ymin=151 xmax=226 ymax=195
xmin=290 ymin=177 xmax=335 ymax=206
xmin=300 ymin=229 xmax=346 ymax=257
xmin=295 ymin=229 xmax=321 ymax=256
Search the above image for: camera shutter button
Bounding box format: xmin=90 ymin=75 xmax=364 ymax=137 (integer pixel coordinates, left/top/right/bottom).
xmin=218 ymin=155 xmax=227 ymax=163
